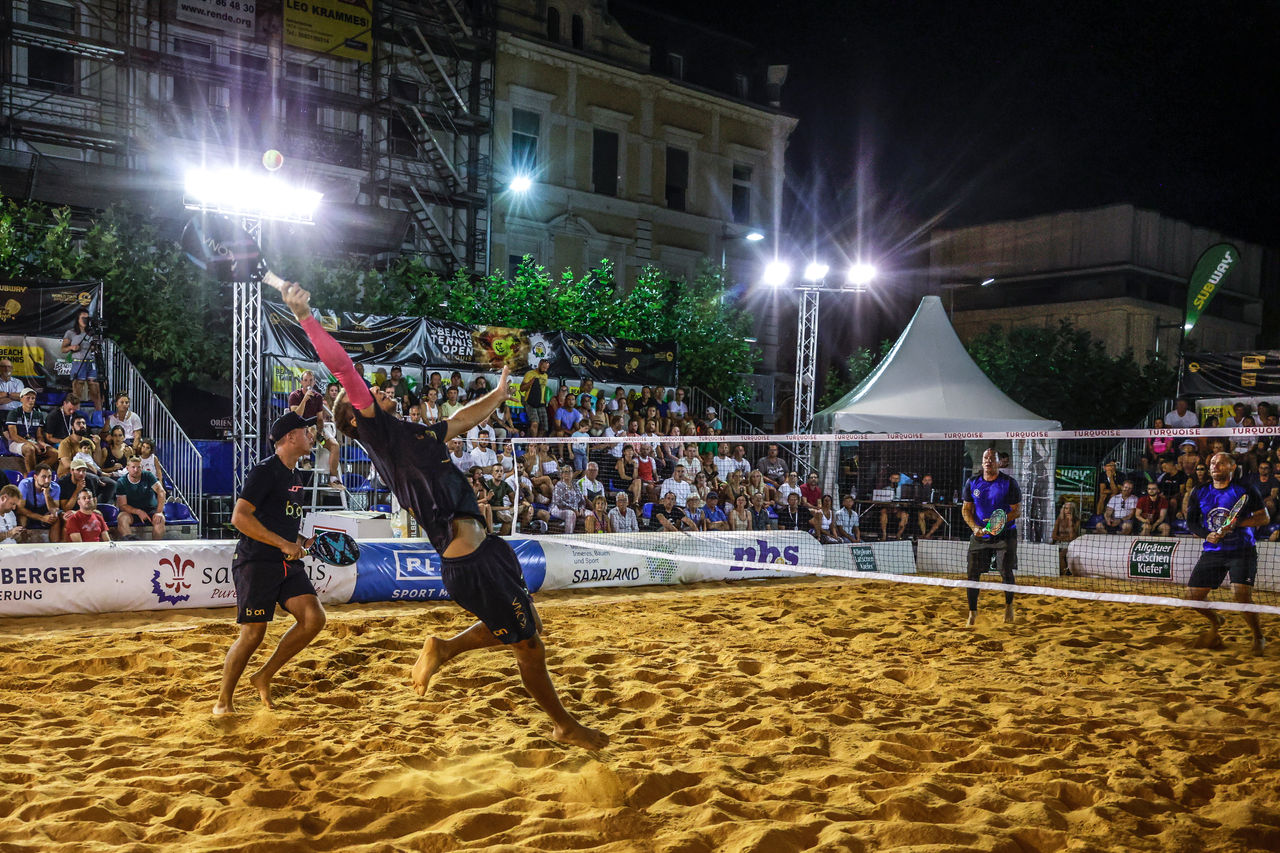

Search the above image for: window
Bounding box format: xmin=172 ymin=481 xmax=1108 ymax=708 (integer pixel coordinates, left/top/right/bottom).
xmin=286 ymin=61 xmax=321 ymax=83
xmin=27 ymin=47 xmax=74 ymax=94
xmin=731 ymin=163 xmax=752 ymax=223
xmin=284 ymin=93 xmax=319 ymax=127
xmin=546 ymin=7 xmax=560 ymax=42
xmin=390 ymin=78 xmax=419 ymax=102
xmin=667 ymin=53 xmax=684 ymax=80
xmin=509 ymin=254 xmax=525 ymax=278
xmin=592 ymin=129 xmax=618 ymax=196
xmin=29 ymin=0 xmax=74 ymax=29
xmin=389 ymin=115 xmax=416 ymax=157
xmin=572 ymin=15 xmax=584 ymax=49
xmin=734 ymin=73 xmax=749 ymax=98
xmin=229 ymin=51 xmax=268 ymax=73
xmin=173 ymin=38 xmax=213 ymax=61
xmin=665 ymin=146 xmax=688 ymax=211
xmin=511 ymin=108 xmax=539 ymax=172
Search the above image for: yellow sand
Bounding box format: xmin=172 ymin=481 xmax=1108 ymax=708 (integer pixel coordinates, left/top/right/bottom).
xmin=1 ymin=576 xmax=1278 ymax=852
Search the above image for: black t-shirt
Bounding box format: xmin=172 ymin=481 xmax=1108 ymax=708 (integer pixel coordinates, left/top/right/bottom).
xmin=355 ymin=404 xmax=483 ymax=553
xmin=44 ymin=408 xmax=76 ymax=443
xmin=777 ymin=505 xmax=810 ymax=531
xmin=653 ymin=504 xmax=685 ymax=528
xmin=1157 ymin=470 xmax=1187 ymax=501
xmin=237 ymin=455 xmax=304 ymax=561
xmin=1246 ymin=474 xmax=1279 ymax=500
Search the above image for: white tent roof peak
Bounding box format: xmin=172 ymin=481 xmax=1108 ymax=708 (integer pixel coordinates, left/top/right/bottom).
xmin=811 ymin=295 xmax=1060 ymax=433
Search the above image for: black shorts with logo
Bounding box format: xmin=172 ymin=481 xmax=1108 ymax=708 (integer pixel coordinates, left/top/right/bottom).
xmin=232 ymin=553 xmax=317 ymax=623
xmin=441 ymin=534 xmax=537 ymax=644
xmin=1188 ymin=548 xmax=1258 ymax=588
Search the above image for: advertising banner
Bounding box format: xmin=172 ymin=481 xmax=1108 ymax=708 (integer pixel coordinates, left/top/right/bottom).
xmin=1183 ymin=243 xmax=1239 ymax=337
xmin=348 ymin=538 xmax=547 ymax=603
xmin=283 ymin=0 xmax=373 ymax=62
xmin=0 ymin=541 xmax=355 ymax=618
xmin=1181 ymin=351 xmax=1280 ymax=397
xmin=176 ymin=0 xmax=257 ymax=37
xmin=422 ymin=319 xmax=538 ymax=372
xmin=1064 ymin=536 xmax=1280 ymax=591
xmin=559 ymin=333 xmax=677 ymax=386
xmin=0 ymin=281 xmax=102 ymax=385
xmin=262 ymin=302 xmax=427 ymax=365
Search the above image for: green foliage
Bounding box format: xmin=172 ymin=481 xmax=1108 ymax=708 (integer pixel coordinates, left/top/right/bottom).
xmin=817 ymin=339 xmax=896 ymax=411
xmin=965 ymin=320 xmax=1178 ymax=428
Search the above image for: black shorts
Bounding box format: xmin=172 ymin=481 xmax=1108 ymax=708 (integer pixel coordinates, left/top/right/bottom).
xmin=232 ymin=554 xmax=317 ymax=623
xmin=1188 ymin=549 xmax=1258 ymax=588
xmin=967 ymin=532 xmax=1018 ymax=576
xmin=441 ymin=534 xmax=537 ymax=644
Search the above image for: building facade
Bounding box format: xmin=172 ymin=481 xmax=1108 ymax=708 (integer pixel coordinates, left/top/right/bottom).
xmin=931 ymin=204 xmax=1271 ymax=358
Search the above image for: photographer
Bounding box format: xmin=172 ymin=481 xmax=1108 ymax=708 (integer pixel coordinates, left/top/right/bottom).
xmin=61 ymin=308 xmax=103 ymax=411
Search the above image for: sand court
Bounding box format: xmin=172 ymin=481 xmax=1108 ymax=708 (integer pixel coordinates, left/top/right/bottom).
xmin=1 ymin=576 xmax=1279 ymax=851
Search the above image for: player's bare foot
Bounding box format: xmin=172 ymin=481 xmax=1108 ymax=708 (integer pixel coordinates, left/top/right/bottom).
xmin=411 ymin=637 xmax=446 ymax=696
xmin=552 ymin=721 xmax=610 ymax=750
xmin=1193 ymin=630 xmax=1225 ymax=650
xmin=1004 ymin=606 xmax=1015 ymax=623
xmin=212 ymin=700 xmax=235 ymax=716
xmin=249 ymin=671 xmax=274 ymax=709
xmin=1251 ymin=636 xmax=1266 ymax=656
xmin=966 ymin=612 xmax=977 ymax=627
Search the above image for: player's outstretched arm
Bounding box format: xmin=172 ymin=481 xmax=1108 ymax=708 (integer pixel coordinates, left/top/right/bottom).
xmin=444 ymin=366 xmax=511 ymax=442
xmin=279 ymin=281 xmax=375 ymax=417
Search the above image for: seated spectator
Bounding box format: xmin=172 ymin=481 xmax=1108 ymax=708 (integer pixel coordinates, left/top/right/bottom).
xmin=833 ymin=494 xmax=860 ymax=542
xmin=757 ymin=443 xmax=787 ymax=486
xmin=631 ymin=386 xmax=655 ymax=418
xmin=1224 ymin=401 xmax=1251 ymax=428
xmin=388 ymin=365 xmax=415 ymax=410
xmin=420 ymin=387 xmax=441 ymax=423
xmin=653 ymin=491 xmax=696 ymax=532
xmin=800 ymin=472 xmax=824 ymax=508
xmin=1248 ymin=459 xmax=1280 ymax=517
xmin=613 ymin=445 xmax=642 ymax=505
xmin=729 ymin=444 xmax=752 ymax=479
xmin=100 ymin=426 xmax=132 ymax=477
xmin=0 ymin=484 xmax=24 ymax=544
xmin=0 ymin=358 xmax=25 ymax=412
xmin=728 ymin=494 xmax=753 ymax=530
xmin=776 ymin=471 xmax=803 ymax=508
xmin=489 ymin=397 xmax=515 ymax=443
xmin=1176 ymin=439 xmax=1201 ymax=479
xmin=469 ymin=431 xmax=498 ymax=472
xmin=578 ymin=462 xmax=606 ymax=504
xmin=690 ymin=471 xmax=713 ymax=503
xmin=675 ymin=443 xmax=702 ymax=477
xmin=134 ymin=437 xmax=168 ymax=489
xmin=71 ymin=439 xmax=100 ymax=474
xmin=747 ymin=492 xmax=775 ymax=531
xmin=582 ymin=494 xmax=608 ymax=533
xmin=1156 ymin=456 xmax=1188 ymax=515
xmin=1231 ymin=415 xmax=1258 ymax=463
xmin=605 ymin=386 xmax=628 ymax=414
xmin=878 ymin=486 xmax=908 ymax=540
xmin=810 ymin=494 xmax=841 ymax=543
xmin=1094 ymin=478 xmax=1138 ymax=534
xmin=447 ymin=438 xmax=470 ymax=474
xmin=1051 ymin=501 xmax=1082 ymax=544
xmin=608 ymin=491 xmax=639 ymax=533
xmin=703 ymin=407 xmax=722 ymax=433
xmin=57 ymin=413 xmax=100 ymax=477
xmin=18 ymin=464 xmax=62 ymax=541
xmin=1095 ymin=459 xmax=1121 ymax=516
xmin=744 ymin=469 xmax=775 ymax=505
xmin=107 ymin=394 xmax=143 ymax=444
xmin=722 ymin=469 xmax=747 ymax=508
xmin=43 ymin=394 xmax=80 ymax=447
xmin=684 ymin=494 xmax=707 ymax=530
xmin=1134 ymin=481 xmax=1171 ymax=536
xmin=1164 ymin=396 xmax=1198 ymax=428
xmin=550 ymin=466 xmax=585 ymax=533
xmin=58 ymin=458 xmax=116 ymax=508
xmin=659 ymin=464 xmax=693 ymax=508
xmin=8 ymin=387 xmax=57 ymax=470
xmin=289 ymin=370 xmax=324 ymax=419
xmin=63 ymin=489 xmax=111 ymax=543
xmin=665 ymin=387 xmax=689 ymax=430
xmin=776 ymin=492 xmax=810 ymax=532
xmin=554 ymin=390 xmax=584 ymax=434
xmin=439 ymin=386 xmax=464 ymax=420
xmin=703 ymin=491 xmax=729 ymax=530
xmin=115 ymin=456 xmax=166 ymax=540
xmin=711 ymin=442 xmax=735 ymax=486
xmin=915 ymin=474 xmax=944 ymax=538
xmin=588 ymin=397 xmax=609 ymax=436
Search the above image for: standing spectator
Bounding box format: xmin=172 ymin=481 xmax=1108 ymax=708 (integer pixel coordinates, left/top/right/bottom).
xmin=107 ymin=394 xmax=143 ymax=444
xmin=834 ymin=494 xmax=861 ymax=542
xmin=757 ymin=443 xmax=787 ymax=487
xmin=666 ymin=387 xmax=689 ymax=428
xmin=550 ymin=466 xmax=584 ymax=533
xmin=0 ymin=359 xmax=23 ymax=412
xmin=62 ymin=489 xmax=111 ymax=543
xmin=520 ymin=359 xmax=551 ymax=436
xmin=388 ymin=366 xmax=414 ymax=409
xmin=0 ymin=484 xmax=23 ymax=544
xmin=116 ymin=456 xmax=166 ymax=540
xmin=1165 ymin=397 xmax=1199 ymax=429
xmin=8 ymin=387 xmax=57 ymax=470
xmin=61 ymin=308 xmax=103 ymax=409
xmin=489 ymin=396 xmax=515 ymax=443
xmin=17 ymin=464 xmax=62 ymax=541
xmin=1095 ymin=479 xmax=1139 ymax=534
xmin=1135 ymin=481 xmax=1171 ymax=536
xmin=635 ymin=443 xmax=659 ymax=502
xmin=608 ymin=492 xmax=639 ymax=533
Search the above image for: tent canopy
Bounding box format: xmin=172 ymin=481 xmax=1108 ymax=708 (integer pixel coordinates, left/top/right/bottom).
xmin=811 ymin=296 xmax=1061 ymax=434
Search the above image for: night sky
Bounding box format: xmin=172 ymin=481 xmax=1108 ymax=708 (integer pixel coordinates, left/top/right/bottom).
xmin=641 ymin=0 xmax=1279 ymax=256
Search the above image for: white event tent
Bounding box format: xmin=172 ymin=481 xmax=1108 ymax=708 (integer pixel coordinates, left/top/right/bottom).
xmin=810 ymin=296 xmax=1061 ymax=540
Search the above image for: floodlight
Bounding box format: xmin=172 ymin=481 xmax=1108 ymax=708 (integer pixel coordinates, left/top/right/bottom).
xmin=762 ymin=260 xmax=790 ymax=287
xmin=803 ymin=261 xmax=829 ymax=282
xmin=509 ymin=174 xmax=533 ymax=193
xmin=744 ymin=230 xmax=765 ymax=242
xmin=184 ymin=168 xmax=322 ymax=223
xmin=846 ymin=262 xmax=877 ymax=290
xmin=981 ymin=277 xmax=995 ymax=286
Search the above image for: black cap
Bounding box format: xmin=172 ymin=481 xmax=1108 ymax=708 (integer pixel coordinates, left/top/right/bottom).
xmin=269 ymin=412 xmax=316 ymax=443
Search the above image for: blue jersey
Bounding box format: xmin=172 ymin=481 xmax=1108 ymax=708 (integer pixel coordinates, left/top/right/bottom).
xmin=964 ymin=472 xmax=1021 ymax=531
xmin=1187 ymin=481 xmax=1264 ymax=552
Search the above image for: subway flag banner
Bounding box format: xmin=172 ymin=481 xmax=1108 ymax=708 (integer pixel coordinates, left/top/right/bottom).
xmin=1183 ymin=243 xmax=1239 ymax=337
xmin=284 ymin=0 xmax=372 ymax=62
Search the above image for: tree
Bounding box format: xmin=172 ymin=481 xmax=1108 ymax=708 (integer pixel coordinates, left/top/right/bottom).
xmin=965 ymin=320 xmax=1178 ymax=428
xmin=817 ymin=339 xmax=896 ymax=410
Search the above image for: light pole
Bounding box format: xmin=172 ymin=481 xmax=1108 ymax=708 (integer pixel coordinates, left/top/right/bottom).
xmin=720 ymin=226 xmax=765 ymax=276
xmin=940 ymin=276 xmax=996 ymax=320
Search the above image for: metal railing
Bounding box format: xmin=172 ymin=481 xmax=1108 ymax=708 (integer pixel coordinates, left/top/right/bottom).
xmin=687 ymin=384 xmax=814 ymax=479
xmin=102 ymin=339 xmax=202 ymax=520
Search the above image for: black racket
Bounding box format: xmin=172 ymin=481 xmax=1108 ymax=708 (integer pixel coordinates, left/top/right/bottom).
xmin=307 ymin=530 xmax=360 ymax=566
xmin=181 ymin=213 xmax=288 ymax=290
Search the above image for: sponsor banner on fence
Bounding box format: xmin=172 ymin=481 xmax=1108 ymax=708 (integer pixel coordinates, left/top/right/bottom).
xmin=348 ymin=538 xmax=547 ymax=603
xmin=0 ymin=541 xmax=355 ymax=619
xmin=1129 ymin=539 xmax=1178 ymax=580
xmin=1066 ymin=537 xmax=1280 ymax=591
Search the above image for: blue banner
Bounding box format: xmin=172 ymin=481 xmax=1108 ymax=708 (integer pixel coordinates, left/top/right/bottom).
xmin=349 ymin=538 xmax=547 ymax=603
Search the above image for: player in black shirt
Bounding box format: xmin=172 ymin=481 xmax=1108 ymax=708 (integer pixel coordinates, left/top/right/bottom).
xmin=282 ymin=281 xmax=608 ymax=750
xmin=213 ymin=412 xmax=326 ymax=716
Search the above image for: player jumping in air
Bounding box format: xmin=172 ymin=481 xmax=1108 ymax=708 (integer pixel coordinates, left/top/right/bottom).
xmin=281 ymin=281 xmax=608 ymax=749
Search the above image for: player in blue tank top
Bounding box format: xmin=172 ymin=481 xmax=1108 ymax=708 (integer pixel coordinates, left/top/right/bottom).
xmin=1185 ymin=452 xmax=1268 ymax=654
xmin=961 ymin=448 xmax=1022 ymax=626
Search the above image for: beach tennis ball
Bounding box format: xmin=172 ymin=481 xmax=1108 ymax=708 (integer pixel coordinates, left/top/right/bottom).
xmin=262 ymin=149 xmax=284 ymax=171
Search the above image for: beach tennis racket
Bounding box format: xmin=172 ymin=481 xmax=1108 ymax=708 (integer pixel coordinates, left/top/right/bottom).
xmin=1211 ymin=494 xmax=1249 ymax=534
xmin=980 ymin=509 xmax=1007 ymax=537
xmin=181 ymin=213 xmax=288 ymax=289
xmin=306 ymin=530 xmax=360 ymax=566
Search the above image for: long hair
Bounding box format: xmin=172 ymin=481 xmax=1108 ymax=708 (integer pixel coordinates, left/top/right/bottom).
xmin=332 ymin=389 xmax=359 ymax=440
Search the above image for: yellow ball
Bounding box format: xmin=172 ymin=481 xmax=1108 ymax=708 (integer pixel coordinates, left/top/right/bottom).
xmin=262 ymin=149 xmax=284 ymax=171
